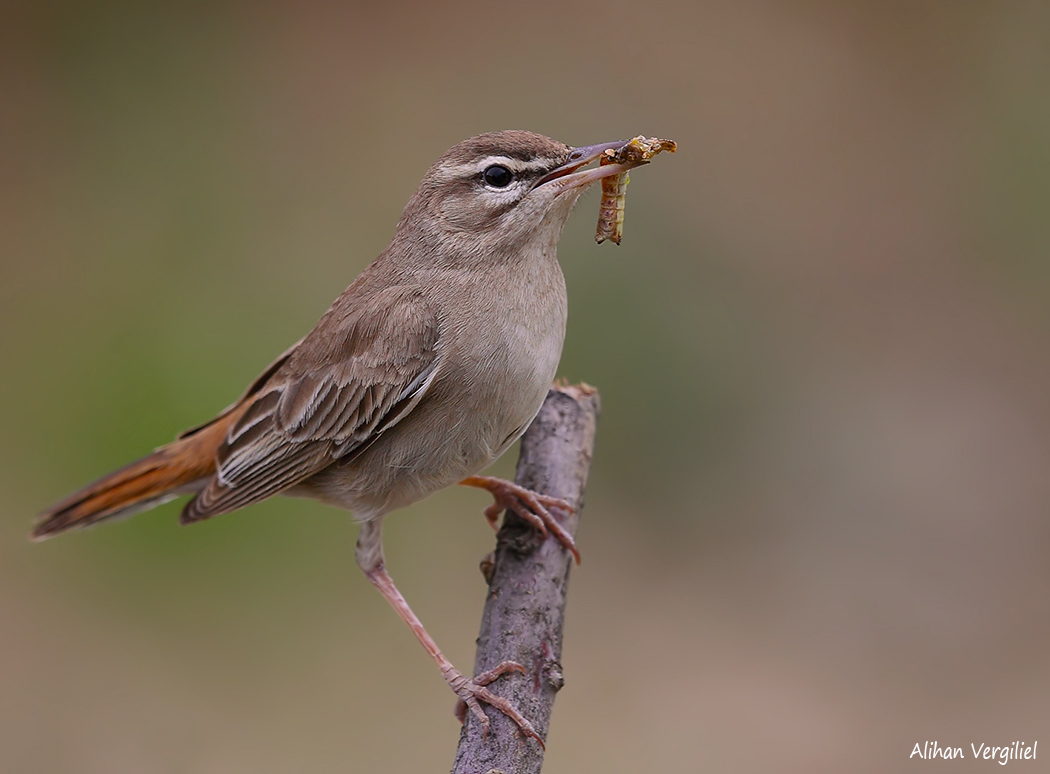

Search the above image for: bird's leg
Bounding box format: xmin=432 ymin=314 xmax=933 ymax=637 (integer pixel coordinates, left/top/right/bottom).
xmin=355 ymin=520 xmax=544 ymax=747
xmin=459 ymin=475 xmax=580 ymax=563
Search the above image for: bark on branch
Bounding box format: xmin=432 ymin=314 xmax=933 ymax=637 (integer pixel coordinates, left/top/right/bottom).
xmin=451 ymin=384 xmax=600 ymax=774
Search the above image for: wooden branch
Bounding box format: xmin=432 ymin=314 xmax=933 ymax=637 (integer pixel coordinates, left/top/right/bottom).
xmin=452 ymin=383 xmax=600 ymax=774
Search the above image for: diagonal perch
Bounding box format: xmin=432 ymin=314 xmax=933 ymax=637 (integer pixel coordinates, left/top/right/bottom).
xmin=452 ymin=383 xmax=601 ymax=774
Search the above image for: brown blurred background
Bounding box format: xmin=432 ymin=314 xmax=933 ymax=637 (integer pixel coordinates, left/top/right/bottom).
xmin=3 ymin=1 xmax=1050 ymax=771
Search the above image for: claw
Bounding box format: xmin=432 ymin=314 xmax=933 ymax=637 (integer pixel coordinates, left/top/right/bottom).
xmin=460 ymin=476 xmax=581 ymax=564
xmin=447 ymin=661 xmax=545 ymax=748
xmin=483 ymin=501 xmax=503 ymax=530
xmin=474 ymin=660 xmax=526 ymax=686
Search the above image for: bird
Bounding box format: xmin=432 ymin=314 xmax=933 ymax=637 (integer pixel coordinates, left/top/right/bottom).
xmin=32 ymin=130 xmax=656 ymax=745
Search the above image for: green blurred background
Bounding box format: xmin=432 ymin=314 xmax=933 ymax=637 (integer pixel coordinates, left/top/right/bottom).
xmin=3 ymin=1 xmax=1050 ymax=771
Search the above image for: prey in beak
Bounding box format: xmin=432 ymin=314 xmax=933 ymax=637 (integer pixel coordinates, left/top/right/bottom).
xmin=536 ymin=135 xmax=678 ymax=244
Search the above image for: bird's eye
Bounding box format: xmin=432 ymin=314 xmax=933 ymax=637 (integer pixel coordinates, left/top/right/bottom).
xmin=483 ymin=165 xmax=514 ymax=188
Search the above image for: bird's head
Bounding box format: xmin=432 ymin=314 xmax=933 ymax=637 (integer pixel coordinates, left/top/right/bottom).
xmin=395 ymin=130 xmax=636 ymax=261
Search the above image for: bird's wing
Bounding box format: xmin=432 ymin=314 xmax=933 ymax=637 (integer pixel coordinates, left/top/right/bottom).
xmin=181 ymin=284 xmax=440 ymax=522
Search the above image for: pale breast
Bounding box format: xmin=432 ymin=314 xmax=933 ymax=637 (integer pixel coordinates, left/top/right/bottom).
xmin=298 ymin=253 xmax=568 ymax=518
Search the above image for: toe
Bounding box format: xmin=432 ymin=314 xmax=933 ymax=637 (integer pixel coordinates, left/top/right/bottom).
xmin=474 ymin=660 xmax=525 ymax=686
xmin=536 ymin=494 xmax=575 ymax=514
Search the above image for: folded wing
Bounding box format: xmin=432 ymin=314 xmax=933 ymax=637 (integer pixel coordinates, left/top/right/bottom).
xmin=181 ymin=284 xmax=440 ymax=523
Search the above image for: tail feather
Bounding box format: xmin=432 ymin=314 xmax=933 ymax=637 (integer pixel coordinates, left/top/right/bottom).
xmin=32 ymin=439 xmax=216 ymax=541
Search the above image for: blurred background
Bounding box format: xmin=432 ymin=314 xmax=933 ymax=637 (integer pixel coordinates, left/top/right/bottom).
xmin=3 ymin=1 xmax=1049 ymax=771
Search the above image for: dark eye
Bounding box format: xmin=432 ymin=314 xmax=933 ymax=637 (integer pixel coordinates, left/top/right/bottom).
xmin=483 ymin=165 xmax=514 ymax=188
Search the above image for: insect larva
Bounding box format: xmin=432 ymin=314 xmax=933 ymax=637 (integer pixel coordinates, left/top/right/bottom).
xmin=596 ymin=158 xmax=629 ymax=245
xmin=594 ymin=136 xmax=676 ymax=246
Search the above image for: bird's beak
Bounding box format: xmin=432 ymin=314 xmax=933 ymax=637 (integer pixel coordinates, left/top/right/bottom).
xmin=535 ymin=140 xmax=642 ymax=190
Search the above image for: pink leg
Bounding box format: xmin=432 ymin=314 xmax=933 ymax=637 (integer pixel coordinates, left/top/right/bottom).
xmin=459 ymin=475 xmax=580 ymax=564
xmin=355 ymin=520 xmax=544 ymax=747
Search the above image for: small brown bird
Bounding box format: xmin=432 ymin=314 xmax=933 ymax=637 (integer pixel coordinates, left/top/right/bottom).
xmin=33 ymin=130 xmax=655 ymax=744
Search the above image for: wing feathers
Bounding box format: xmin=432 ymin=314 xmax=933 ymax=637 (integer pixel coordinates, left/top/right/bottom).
xmin=184 ymin=442 xmax=331 ymax=523
xmin=182 ymin=284 xmax=440 ymax=522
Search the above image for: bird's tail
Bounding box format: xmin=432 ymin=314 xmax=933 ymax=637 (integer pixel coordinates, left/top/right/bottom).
xmin=31 ymin=435 xmax=219 ymax=541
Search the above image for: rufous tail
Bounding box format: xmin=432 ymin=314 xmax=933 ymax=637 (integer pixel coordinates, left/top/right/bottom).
xmin=32 ymin=432 xmax=221 ymax=541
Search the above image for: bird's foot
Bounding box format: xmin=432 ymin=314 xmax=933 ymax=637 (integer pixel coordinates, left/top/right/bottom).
xmin=459 ymin=475 xmax=579 ymax=563
xmin=448 ymin=661 xmax=545 ymax=748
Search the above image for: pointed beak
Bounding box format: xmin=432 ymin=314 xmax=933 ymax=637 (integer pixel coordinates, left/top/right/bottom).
xmin=535 ymin=140 xmax=641 ymax=190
